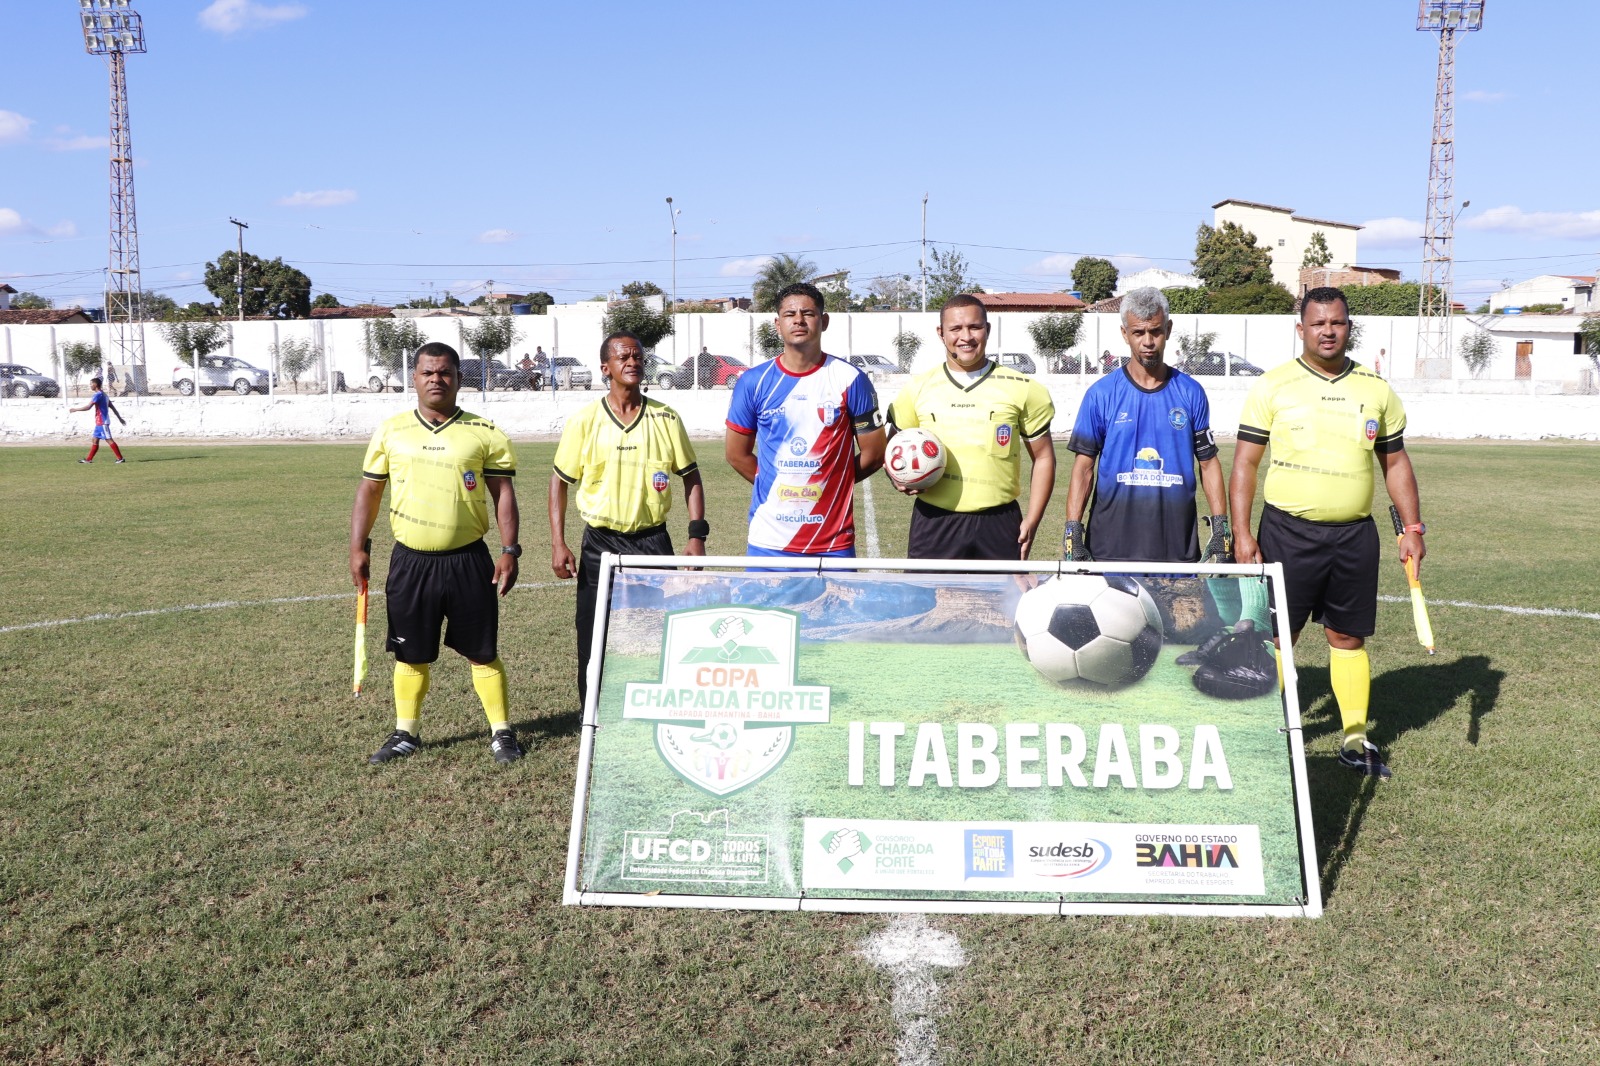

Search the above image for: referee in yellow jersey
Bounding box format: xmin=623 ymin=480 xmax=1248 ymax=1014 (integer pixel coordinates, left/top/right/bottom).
xmin=887 ymin=294 xmax=1056 ymax=559
xmin=551 ymin=331 xmax=706 ymax=710
xmin=351 ymin=342 xmax=525 ymax=766
xmin=1231 ymin=287 xmax=1426 ymax=780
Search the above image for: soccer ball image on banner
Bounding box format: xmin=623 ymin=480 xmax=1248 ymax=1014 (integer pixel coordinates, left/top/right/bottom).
xmin=1013 ymin=575 xmax=1164 ymax=687
xmin=884 ymin=428 xmax=946 ymax=492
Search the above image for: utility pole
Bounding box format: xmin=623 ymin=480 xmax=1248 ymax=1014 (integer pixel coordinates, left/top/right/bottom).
xmin=230 ymin=217 xmax=248 ymax=322
xmin=920 ymin=193 xmax=929 ymax=313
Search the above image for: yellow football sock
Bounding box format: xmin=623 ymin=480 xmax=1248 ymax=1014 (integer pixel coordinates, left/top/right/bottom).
xmin=1275 ymin=646 xmax=1284 ymax=693
xmin=1329 ymin=647 xmax=1371 ymax=748
xmin=471 ymin=658 xmax=510 ymax=732
xmin=394 ymin=661 xmax=430 ymax=735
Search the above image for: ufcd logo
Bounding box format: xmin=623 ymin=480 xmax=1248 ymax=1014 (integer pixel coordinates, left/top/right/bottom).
xmin=1135 ymin=842 xmax=1240 ymax=869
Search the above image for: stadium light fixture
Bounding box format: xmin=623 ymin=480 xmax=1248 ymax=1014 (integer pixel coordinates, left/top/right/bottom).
xmin=81 ymin=0 xmax=146 ymax=55
xmin=1416 ymin=1 xmax=1484 ymax=33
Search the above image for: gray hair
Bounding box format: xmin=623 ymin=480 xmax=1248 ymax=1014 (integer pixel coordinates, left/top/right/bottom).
xmin=1119 ymin=287 xmax=1169 ymax=325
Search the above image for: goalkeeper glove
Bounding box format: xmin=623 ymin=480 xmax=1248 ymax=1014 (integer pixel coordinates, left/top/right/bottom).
xmin=1062 ymin=520 xmax=1092 ymax=562
xmin=1202 ymin=514 xmax=1233 ymax=563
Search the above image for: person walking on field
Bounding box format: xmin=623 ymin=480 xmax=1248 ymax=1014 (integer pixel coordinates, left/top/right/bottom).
xmin=351 ymin=341 xmax=525 ymax=766
xmin=550 ymin=331 xmax=706 ymax=711
xmin=71 ymin=376 xmax=126 ymax=463
xmin=1230 ymin=286 xmax=1426 ymax=779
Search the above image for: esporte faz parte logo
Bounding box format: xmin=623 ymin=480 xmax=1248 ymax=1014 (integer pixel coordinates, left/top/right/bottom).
xmin=623 ymin=607 xmax=832 ymax=796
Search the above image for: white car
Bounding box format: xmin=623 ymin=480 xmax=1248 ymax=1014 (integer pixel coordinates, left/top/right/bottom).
xmin=174 ymin=356 xmax=275 ymax=396
xmin=848 ymin=354 xmax=903 ymax=381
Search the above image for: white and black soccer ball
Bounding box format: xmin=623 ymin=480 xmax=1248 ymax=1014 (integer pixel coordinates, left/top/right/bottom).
xmin=1013 ymin=575 xmax=1164 ymax=687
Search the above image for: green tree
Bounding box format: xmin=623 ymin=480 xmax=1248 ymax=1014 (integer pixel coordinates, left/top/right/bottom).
xmin=601 ymin=298 xmax=673 ymax=352
xmin=1175 ymin=330 xmax=1218 ymax=360
xmin=203 ymin=251 xmax=313 ymax=318
xmin=892 ymin=330 xmax=924 ymax=373
xmin=138 ymin=290 xmax=179 ymax=320
xmin=1206 ymin=282 xmax=1295 ymax=315
xmin=460 ymin=309 xmax=521 ymax=364
xmin=156 ymin=312 xmax=231 ymax=368
xmin=1301 ymin=231 xmax=1332 ymax=269
xmin=1458 ymin=328 xmax=1497 ymax=378
xmin=820 ymin=272 xmax=853 ymax=313
xmin=1163 ymin=287 xmax=1209 ymax=315
xmin=312 ymin=293 xmax=342 ymax=310
xmin=865 ymin=274 xmax=918 ymax=310
xmin=1193 ymin=222 xmax=1274 ymax=289
xmin=362 ymin=319 xmax=425 ymax=382
xmin=753 ymin=321 xmax=782 ymax=361
xmin=11 ymin=291 xmax=52 ymax=309
xmin=621 ymin=281 xmax=665 ymax=299
xmin=752 ymin=254 xmax=818 ymax=312
xmin=182 ymin=301 xmax=221 ymax=317
xmin=1026 ymin=312 xmax=1084 ymax=371
xmin=1345 ymin=319 xmax=1364 ymax=354
xmin=57 ymin=341 xmax=104 ymax=391
xmin=521 ymin=291 xmax=553 ymax=314
xmin=270 ymin=337 xmax=322 ymax=392
xmin=925 ymin=246 xmax=980 ymax=312
xmin=1343 ymin=282 xmax=1443 ymax=316
xmin=1579 ymin=314 xmax=1600 ymax=369
xmin=1070 ymin=257 xmax=1118 ymax=304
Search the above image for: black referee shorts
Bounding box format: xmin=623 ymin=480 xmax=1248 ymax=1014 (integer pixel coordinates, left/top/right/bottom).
xmin=384 ymin=540 xmax=498 ymax=664
xmin=1257 ymin=504 xmax=1380 ymax=638
xmin=908 ymin=499 xmax=1022 ymax=561
xmin=577 ymin=523 xmax=674 ymax=707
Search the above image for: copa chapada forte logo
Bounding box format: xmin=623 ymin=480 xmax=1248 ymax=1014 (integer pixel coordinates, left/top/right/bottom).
xmin=623 ymin=607 xmax=832 ymax=797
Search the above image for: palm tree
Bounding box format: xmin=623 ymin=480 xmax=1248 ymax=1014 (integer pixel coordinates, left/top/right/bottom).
xmin=752 ymin=254 xmax=818 ymax=312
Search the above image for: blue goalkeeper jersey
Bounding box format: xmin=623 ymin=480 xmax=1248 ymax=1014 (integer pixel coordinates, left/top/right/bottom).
xmin=1066 ymin=367 xmax=1217 ymax=562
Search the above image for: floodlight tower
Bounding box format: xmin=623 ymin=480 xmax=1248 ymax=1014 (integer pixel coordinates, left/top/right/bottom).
xmin=81 ymin=0 xmax=147 ymax=384
xmin=1415 ymin=0 xmax=1484 ymax=379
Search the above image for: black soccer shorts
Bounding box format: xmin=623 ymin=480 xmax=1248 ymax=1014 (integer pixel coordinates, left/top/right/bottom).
xmin=384 ymin=540 xmax=498 ymax=664
xmin=1257 ymin=504 xmax=1379 ymax=638
xmin=908 ymin=499 xmax=1023 ymax=561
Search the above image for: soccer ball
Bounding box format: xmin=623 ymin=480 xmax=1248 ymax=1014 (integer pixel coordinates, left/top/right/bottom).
xmin=885 ymin=428 xmax=946 ymax=492
xmin=1013 ymin=575 xmax=1164 ymax=687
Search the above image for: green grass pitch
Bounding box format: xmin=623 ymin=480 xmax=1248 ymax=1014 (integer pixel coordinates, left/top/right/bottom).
xmin=2 ymin=437 xmax=1598 ymax=1064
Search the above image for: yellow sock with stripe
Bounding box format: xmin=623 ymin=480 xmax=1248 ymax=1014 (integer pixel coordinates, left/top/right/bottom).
xmin=393 ymin=661 xmax=429 ymax=735
xmin=1328 ymin=646 xmax=1371 ymax=749
xmin=471 ymin=658 xmax=510 ymax=732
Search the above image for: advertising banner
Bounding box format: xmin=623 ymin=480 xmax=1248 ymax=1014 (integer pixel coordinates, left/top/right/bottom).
xmin=564 ymin=559 xmax=1322 ymax=917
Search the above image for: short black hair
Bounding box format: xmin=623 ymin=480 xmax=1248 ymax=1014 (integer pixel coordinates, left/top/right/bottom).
xmin=1301 ymin=286 xmax=1349 ymax=319
xmin=89 ymin=376 xmax=103 ymax=387
xmin=939 ymin=293 xmax=988 ymax=325
xmin=415 ymin=341 xmax=460 ymax=367
xmin=774 ymin=282 xmax=825 ymax=313
xmin=600 ymin=331 xmax=643 ymax=361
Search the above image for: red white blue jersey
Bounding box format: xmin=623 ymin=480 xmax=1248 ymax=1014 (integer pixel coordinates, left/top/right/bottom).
xmin=91 ymin=390 xmax=111 ymax=426
xmin=726 ymin=354 xmax=882 ymax=554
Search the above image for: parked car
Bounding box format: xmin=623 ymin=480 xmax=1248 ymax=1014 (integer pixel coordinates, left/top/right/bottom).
xmin=997 ymin=353 xmax=1038 ymax=374
xmin=1179 ymin=351 xmax=1265 ymax=377
xmin=847 ymin=354 xmax=903 ymax=381
xmin=366 ymin=367 xmax=406 ymax=393
xmin=1047 ymin=352 xmax=1094 ymax=374
xmin=549 ymin=355 xmax=593 ymax=390
xmin=0 ymin=362 xmax=61 ymax=398
xmin=174 ymin=356 xmax=274 ymax=396
xmin=656 ymin=352 xmax=746 ymax=390
xmin=457 ymin=357 xmax=529 ymax=391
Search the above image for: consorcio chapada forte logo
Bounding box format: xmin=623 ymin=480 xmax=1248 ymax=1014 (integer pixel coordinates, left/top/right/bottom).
xmin=622 ymin=607 xmax=832 ymax=797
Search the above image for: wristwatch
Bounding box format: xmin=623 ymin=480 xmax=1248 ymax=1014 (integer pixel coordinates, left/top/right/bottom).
xmin=1402 ymin=522 xmax=1426 ymax=536
xmin=500 ymin=544 xmax=523 ymax=558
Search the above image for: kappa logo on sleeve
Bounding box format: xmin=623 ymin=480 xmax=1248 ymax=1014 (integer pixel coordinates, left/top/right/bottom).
xmin=623 ymin=607 xmax=833 ymax=797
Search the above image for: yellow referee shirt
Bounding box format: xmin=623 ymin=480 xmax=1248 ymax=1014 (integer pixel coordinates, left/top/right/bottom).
xmin=1237 ymin=358 xmax=1406 ymax=523
xmin=888 ymin=362 xmax=1054 ymax=512
xmin=553 ymin=396 xmax=698 ymax=533
xmin=362 ymin=408 xmax=517 ymax=551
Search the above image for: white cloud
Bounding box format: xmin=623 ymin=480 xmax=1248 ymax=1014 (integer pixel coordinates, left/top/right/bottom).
xmin=0 ymin=208 xmax=26 ymax=234
xmin=0 ymin=110 xmax=34 ymax=144
xmin=199 ymin=0 xmax=308 ymax=34
xmin=1026 ymin=254 xmax=1077 ymax=275
xmin=0 ymin=208 xmax=75 ymax=239
xmin=1109 ymin=254 xmax=1158 ymax=275
xmin=277 ymin=188 xmax=356 ymax=208
xmin=1463 ymin=90 xmax=1507 ymax=103
xmin=476 ymin=229 xmax=518 ymax=244
xmin=44 ymin=127 xmax=106 ymax=152
xmin=43 ymin=220 xmax=78 ymax=239
xmin=1463 ymin=205 xmax=1600 ymax=241
xmin=719 ymin=256 xmax=772 ymax=278
xmin=1358 ymin=216 xmax=1424 ymax=248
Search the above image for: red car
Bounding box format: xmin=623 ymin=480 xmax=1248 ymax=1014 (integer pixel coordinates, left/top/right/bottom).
xmin=659 ymin=352 xmax=747 ymax=389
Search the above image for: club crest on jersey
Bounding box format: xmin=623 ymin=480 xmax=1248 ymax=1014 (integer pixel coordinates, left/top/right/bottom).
xmin=817 ymin=401 xmax=841 ymax=427
xmin=462 ymin=470 xmax=478 ymax=491
xmin=995 ymin=423 xmax=1013 ymax=448
xmin=652 ymin=471 xmax=670 ymax=492
xmin=788 ymin=435 xmax=808 ymax=456
xmin=1364 ymin=418 xmax=1379 ymax=442
xmin=1169 ymin=408 xmax=1188 ymax=430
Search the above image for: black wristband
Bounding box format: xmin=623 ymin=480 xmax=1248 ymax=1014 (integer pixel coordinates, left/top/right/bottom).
xmin=362 ymin=538 xmax=372 ymax=553
xmin=687 ymin=519 xmax=710 ymax=540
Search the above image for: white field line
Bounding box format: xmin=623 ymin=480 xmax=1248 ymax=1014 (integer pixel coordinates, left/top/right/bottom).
xmin=1375 ymin=594 xmax=1600 ymax=621
xmin=860 ymin=913 xmax=967 ymax=1066
xmin=0 ymin=582 xmax=566 ymax=636
xmin=861 ymin=476 xmax=882 ymax=559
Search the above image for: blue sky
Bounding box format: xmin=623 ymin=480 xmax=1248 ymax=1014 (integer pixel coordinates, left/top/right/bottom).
xmin=2 ymin=0 xmax=1596 ymax=311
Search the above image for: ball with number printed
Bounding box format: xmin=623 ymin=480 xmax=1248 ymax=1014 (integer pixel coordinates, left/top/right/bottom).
xmin=1013 ymin=574 xmax=1164 ymax=687
xmin=884 ymin=428 xmax=946 ymax=492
